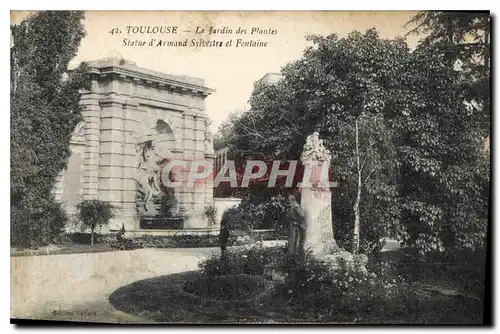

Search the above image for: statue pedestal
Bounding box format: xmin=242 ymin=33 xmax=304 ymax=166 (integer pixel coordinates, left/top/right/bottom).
xmin=301 ymin=187 xmax=336 ymax=258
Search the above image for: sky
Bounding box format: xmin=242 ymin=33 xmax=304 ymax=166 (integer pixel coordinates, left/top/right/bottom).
xmin=11 ymin=11 xmax=422 ymax=130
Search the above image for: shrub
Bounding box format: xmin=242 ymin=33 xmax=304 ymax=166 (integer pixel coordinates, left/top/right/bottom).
xmin=198 ymin=245 xmax=287 ymax=277
xmin=11 ymin=195 xmax=67 ymax=249
xmin=236 ymin=192 xmax=294 ymax=233
xmin=283 ymin=250 xmax=419 ymax=317
xmin=109 ymin=234 xmax=239 ymax=250
xmin=63 ymin=232 xmax=107 ymax=245
xmin=183 ymin=274 xmax=271 ymax=302
xmin=153 ymin=193 xmax=178 ymax=218
xmin=76 ymin=200 xmax=115 ymax=246
xmin=392 ymin=247 xmax=487 ymax=299
xmin=221 ymin=207 xmax=247 ymax=231
xmin=198 ymin=244 xmax=419 ymax=318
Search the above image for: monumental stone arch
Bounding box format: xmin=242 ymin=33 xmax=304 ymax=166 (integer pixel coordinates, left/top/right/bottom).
xmin=53 ymin=58 xmax=216 ymax=233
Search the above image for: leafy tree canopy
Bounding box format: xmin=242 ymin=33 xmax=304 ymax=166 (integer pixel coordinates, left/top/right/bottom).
xmin=224 ymin=26 xmax=488 ymax=255
xmin=11 ymin=11 xmax=91 ymax=248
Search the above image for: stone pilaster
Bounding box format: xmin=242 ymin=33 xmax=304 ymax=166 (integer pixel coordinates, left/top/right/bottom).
xmin=121 ymin=99 xmax=140 ymax=230
xmin=98 ymin=93 xmax=127 ymax=231
xmin=204 ymin=153 xmax=215 ymax=225
xmin=81 ymin=93 xmax=101 ymax=200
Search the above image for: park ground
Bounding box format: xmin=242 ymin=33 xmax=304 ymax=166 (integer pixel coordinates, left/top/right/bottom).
xmin=11 ymin=247 xmax=215 ymax=323
xmin=10 ymin=241 xmax=485 ymax=324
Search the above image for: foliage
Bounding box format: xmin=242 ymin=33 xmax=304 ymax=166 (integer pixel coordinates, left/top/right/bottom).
xmin=236 ymin=190 xmax=291 ymax=232
xmin=11 ymin=194 xmax=68 ymax=249
xmin=76 ymin=200 xmax=115 ymax=245
xmin=213 ymin=108 xmax=245 ymax=145
xmin=392 ymin=247 xmax=487 ymax=299
xmin=183 ymin=274 xmax=271 ymax=302
xmin=204 ymin=205 xmax=217 ymax=226
xmin=220 ymin=206 xmax=248 ymax=231
xmin=406 ymin=11 xmax=490 ymax=113
xmin=109 ymin=269 xmax=482 ymax=324
xmin=283 ymin=250 xmax=419 ymax=317
xmin=198 ymin=244 xmax=420 ymax=318
xmin=153 ymin=192 xmax=178 ymax=218
xmin=224 ymin=26 xmax=489 ymax=256
xmin=56 ymin=232 xmax=110 ymax=245
xmin=229 ymin=29 xmax=406 ymax=254
xmin=392 ymin=37 xmax=489 ymax=255
xmin=10 ymin=11 xmax=90 ymax=248
xmin=109 ymin=234 xmax=239 ymax=250
xmin=198 ymin=246 xmax=287 ymax=277
xmin=400 ymin=11 xmax=489 ymax=256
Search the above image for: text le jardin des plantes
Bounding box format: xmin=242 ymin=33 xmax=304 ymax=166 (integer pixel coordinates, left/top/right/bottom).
xmin=109 ymin=25 xmax=280 ymax=49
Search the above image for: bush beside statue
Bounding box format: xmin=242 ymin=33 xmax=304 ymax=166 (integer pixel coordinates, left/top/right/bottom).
xmin=140 ymin=192 xmax=184 ymax=229
xmin=152 ymin=192 xmax=178 ymax=218
xmin=204 ymin=205 xmax=217 ymax=227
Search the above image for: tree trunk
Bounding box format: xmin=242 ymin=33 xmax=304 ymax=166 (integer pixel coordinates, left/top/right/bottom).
xmin=353 ymin=118 xmax=361 ymax=254
xmin=91 ymin=227 xmax=94 ymax=246
xmin=484 ymin=19 xmax=490 ymax=112
xmin=287 ymin=223 xmax=297 ymax=258
xmin=484 ymin=17 xmax=489 ymax=71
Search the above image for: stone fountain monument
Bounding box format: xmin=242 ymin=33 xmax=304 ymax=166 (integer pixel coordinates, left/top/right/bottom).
xmin=52 ymin=58 xmax=216 ymax=233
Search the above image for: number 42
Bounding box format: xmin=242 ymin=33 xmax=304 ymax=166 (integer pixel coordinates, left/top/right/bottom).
xmin=109 ymin=28 xmax=121 ymax=35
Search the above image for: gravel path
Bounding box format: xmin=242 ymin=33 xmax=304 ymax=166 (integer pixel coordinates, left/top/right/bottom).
xmin=11 ymin=241 xmax=287 ymax=323
xmin=11 ymin=247 xmax=218 ymax=322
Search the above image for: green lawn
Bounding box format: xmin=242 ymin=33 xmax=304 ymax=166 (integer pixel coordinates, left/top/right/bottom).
xmin=108 ymin=271 xmax=484 ymax=324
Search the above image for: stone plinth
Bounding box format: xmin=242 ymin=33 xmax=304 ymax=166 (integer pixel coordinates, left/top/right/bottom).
xmin=301 ymin=186 xmax=336 ymax=257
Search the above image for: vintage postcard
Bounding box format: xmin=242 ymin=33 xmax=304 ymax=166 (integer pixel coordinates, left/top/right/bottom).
xmin=10 ymin=10 xmax=491 ymax=324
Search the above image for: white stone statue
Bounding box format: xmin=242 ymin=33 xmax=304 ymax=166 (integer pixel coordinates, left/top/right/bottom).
xmin=135 ymin=130 xmax=172 ymax=212
xmin=136 ymin=141 xmax=160 ymax=211
xmin=301 ymin=131 xmax=331 ymax=163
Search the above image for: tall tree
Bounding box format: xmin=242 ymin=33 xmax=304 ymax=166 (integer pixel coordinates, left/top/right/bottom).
xmin=400 ymin=11 xmax=490 ymax=255
xmin=213 ymin=108 xmax=245 ymax=145
xmin=11 ymin=11 xmax=90 ymax=248
xmin=231 ymin=29 xmax=406 ymax=254
xmin=406 ymin=11 xmax=490 ymax=137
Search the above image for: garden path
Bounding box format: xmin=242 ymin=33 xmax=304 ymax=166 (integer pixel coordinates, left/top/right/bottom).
xmin=11 ymin=247 xmax=217 ymax=322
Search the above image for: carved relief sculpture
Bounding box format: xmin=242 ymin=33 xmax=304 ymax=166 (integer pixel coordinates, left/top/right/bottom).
xmin=135 ymin=124 xmax=172 ymax=212
xmin=204 ymin=117 xmax=214 ymax=153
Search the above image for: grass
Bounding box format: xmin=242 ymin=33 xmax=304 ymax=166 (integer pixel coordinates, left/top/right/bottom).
xmin=10 ymin=231 xmax=284 ymax=257
xmin=108 ymin=271 xmax=484 ymax=324
xmin=10 ymin=243 xmax=114 ymax=257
